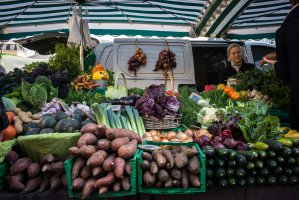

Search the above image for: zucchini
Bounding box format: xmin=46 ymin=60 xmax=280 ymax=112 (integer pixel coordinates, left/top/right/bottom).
xmin=285 ymin=137 xmax=299 ymax=147
xmin=254 ymin=141 xmax=269 ymax=150
xmin=292 ymin=166 xmax=299 ymax=175
xmin=256 ymin=177 xmax=266 ymax=185
xmin=267 ymin=150 xmax=276 ymax=158
xmin=254 ymin=160 xmax=264 ymax=169
xmin=206 ymin=158 xmax=216 ymax=168
xmin=202 ymin=146 xmax=215 ymax=157
xmin=228 ymin=178 xmax=237 ymax=186
xmin=218 ymin=179 xmax=228 ymax=187
xmin=278 ymin=175 xmax=289 ymax=185
xmin=226 ymin=168 xmax=235 ymax=178
xmin=228 ymin=149 xmax=237 ymax=160
xmin=235 ymin=155 xmax=247 ymax=167
xmin=250 ymin=169 xmax=258 ymax=176
xmin=266 ymin=159 xmax=277 ymax=169
xmin=273 ymin=166 xmax=284 ymax=176
xmin=215 ymin=148 xmax=230 ymax=158
xmin=259 ymin=167 xmax=271 ymax=177
xmin=291 ymin=147 xmax=299 ymax=156
xmin=287 ymin=157 xmax=296 ymax=166
xmin=267 ymin=176 xmax=277 ymax=185
xmin=246 ymin=161 xmax=255 ymax=170
xmin=237 ymin=150 xmax=258 ymax=160
xmin=238 ymin=179 xmax=246 ymax=186
xmin=256 ymin=150 xmax=267 ymax=160
xmin=207 ymin=180 xmax=215 ymax=188
xmin=247 ymin=177 xmax=256 ymax=185
xmin=227 ymin=160 xmax=237 ymax=168
xmin=289 ymin=175 xmax=299 ymax=184
xmin=277 ymin=138 xmax=293 ymax=147
xmin=285 ymin=168 xmax=293 ymax=176
xmin=275 ymin=156 xmax=285 ymax=165
xmin=216 ymin=158 xmax=226 ymax=168
xmin=262 ymin=139 xmax=284 ymax=152
xmin=280 ymin=147 xmax=292 ymax=157
xmin=216 ymin=168 xmax=226 ymax=179
xmin=206 ymin=168 xmax=214 ymax=178
xmin=235 ymin=168 xmax=246 ymax=179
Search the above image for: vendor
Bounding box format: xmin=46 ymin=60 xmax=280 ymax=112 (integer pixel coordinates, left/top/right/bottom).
xmin=218 ymin=43 xmax=255 ymax=84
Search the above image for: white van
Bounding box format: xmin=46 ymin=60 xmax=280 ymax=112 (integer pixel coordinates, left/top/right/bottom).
xmin=94 ymin=38 xmax=275 ymax=90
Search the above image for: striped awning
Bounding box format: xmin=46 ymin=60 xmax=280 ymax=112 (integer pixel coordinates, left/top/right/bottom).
xmin=225 ymin=0 xmax=291 ymax=39
xmin=0 ymin=0 xmax=210 ymax=40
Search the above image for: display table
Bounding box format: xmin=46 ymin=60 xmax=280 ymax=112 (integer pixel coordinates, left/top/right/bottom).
xmin=1 ymin=185 xmax=299 ymax=200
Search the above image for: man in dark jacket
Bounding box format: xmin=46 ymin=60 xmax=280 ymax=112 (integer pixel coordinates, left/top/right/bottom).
xmin=274 ymin=0 xmax=299 ymax=130
xmin=218 ymin=43 xmax=255 ymax=84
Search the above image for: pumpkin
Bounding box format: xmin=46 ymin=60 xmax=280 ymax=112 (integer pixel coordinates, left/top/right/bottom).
xmin=92 ymin=64 xmax=105 ymax=74
xmin=6 ymin=112 xmax=15 ymax=124
xmin=1 ymin=125 xmax=17 ymax=141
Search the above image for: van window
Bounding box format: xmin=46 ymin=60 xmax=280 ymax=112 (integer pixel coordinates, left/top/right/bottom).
xmin=251 ymin=45 xmax=276 ymax=66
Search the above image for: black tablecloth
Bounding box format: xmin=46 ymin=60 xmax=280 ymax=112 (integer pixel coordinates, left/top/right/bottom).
xmin=1 ymin=185 xmax=299 ymax=200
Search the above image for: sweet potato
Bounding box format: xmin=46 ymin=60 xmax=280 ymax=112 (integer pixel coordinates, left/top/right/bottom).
xmin=38 ymin=173 xmax=50 ymax=192
xmin=114 ymin=157 xmax=126 ymax=178
xmin=157 ymin=169 xmax=169 ymax=183
xmin=10 ymin=157 xmax=33 ymax=175
xmin=113 ymin=180 xmax=121 ymax=192
xmin=80 ymin=123 xmax=97 ymax=135
xmin=13 ymin=116 xmax=23 ymax=134
xmin=143 ymin=170 xmax=156 ymax=187
xmin=42 ymin=161 xmax=64 ymax=174
xmin=95 ymin=124 xmax=107 ymax=138
xmin=61 ymin=174 xmax=67 ymax=189
xmin=152 ymin=151 xmax=166 ymax=168
xmin=170 ymin=168 xmax=181 ymax=180
xmin=164 ymin=177 xmax=173 ymax=188
xmin=181 ymin=168 xmax=189 ymax=189
xmin=68 ymin=146 xmax=79 ymax=156
xmin=5 ymin=150 xmax=19 ymax=165
xmin=98 ymin=187 xmax=109 ymax=194
xmin=142 ymin=152 xmax=153 ymax=162
xmin=22 ymin=176 xmax=42 ymax=193
xmin=162 ymin=149 xmax=174 ymax=169
xmin=172 ymin=179 xmax=181 ymax=187
xmin=72 ymin=178 xmax=85 ymax=191
xmin=87 ymin=150 xmax=107 ymax=167
xmin=155 ymin=181 xmax=163 ymax=188
xmin=181 ymin=148 xmax=198 ymax=158
xmin=103 ymin=153 xmax=116 ymax=171
xmin=97 ymin=139 xmax=111 ymax=151
xmin=111 ymin=137 xmax=130 ymax=151
xmin=77 ymin=145 xmax=97 ymax=158
xmin=94 ymin=171 xmax=116 ymax=188
xmin=82 ymin=178 xmax=96 ymax=199
xmin=174 ymin=153 xmax=188 ymax=169
xmin=187 ymin=156 xmax=201 ymax=174
xmin=189 ymin=173 xmax=200 ymax=187
xmin=72 ymin=157 xmax=86 ymax=180
xmin=77 ymin=133 xmax=98 ymax=147
xmin=149 ymin=161 xmax=158 ymax=174
xmin=125 ymin=160 xmax=131 ymax=175
xmin=118 ymin=139 xmax=138 ymax=160
xmin=92 ymin=166 xmax=104 ymax=177
xmin=80 ymin=165 xmax=92 ymax=179
xmin=9 ymin=176 xmax=25 ymax=192
xmin=121 ymin=175 xmax=131 ymax=191
xmin=27 ymin=163 xmax=41 ymax=178
xmin=105 ymin=128 xmax=142 ymax=143
xmin=141 ymin=160 xmax=150 ymax=170
xmin=50 ymin=174 xmax=62 ymax=191
xmin=40 ymin=154 xmax=55 ymax=165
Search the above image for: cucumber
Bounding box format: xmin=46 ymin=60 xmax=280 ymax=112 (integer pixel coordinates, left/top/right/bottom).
xmin=235 ymin=155 xmax=247 ymax=167
xmin=247 ymin=177 xmax=256 ymax=185
xmin=277 ymin=138 xmax=293 ymax=147
xmin=285 ymin=168 xmax=293 ymax=176
xmin=228 ymin=149 xmax=237 ymax=160
xmin=238 ymin=179 xmax=246 ymax=186
xmin=254 ymin=160 xmax=264 ymax=169
xmin=228 ymin=178 xmax=237 ymax=186
xmin=254 ymin=141 xmax=269 ymax=150
xmin=273 ymin=166 xmax=284 ymax=176
xmin=246 ymin=161 xmax=255 ymax=170
xmin=237 ymin=150 xmax=258 ymax=160
xmin=275 ymin=156 xmax=285 ymax=165
xmin=292 ymin=166 xmax=299 ymax=175
xmin=235 ymin=168 xmax=246 ymax=179
xmin=206 ymin=168 xmax=214 ymax=178
xmin=203 ymin=146 xmax=215 ymax=157
xmin=278 ymin=175 xmax=289 ymax=185
xmin=266 ymin=159 xmax=277 ymax=169
xmin=226 ymin=168 xmax=235 ymax=178
xmin=215 ymin=148 xmax=230 ymax=158
xmin=227 ymin=160 xmax=237 ymax=168
xmin=216 ymin=168 xmax=226 ymax=179
xmin=287 ymin=157 xmax=296 ymax=166
xmin=216 ymin=158 xmax=226 ymax=168
xmin=285 ymin=137 xmax=299 ymax=147
xmin=259 ymin=167 xmax=271 ymax=177
xmin=263 ymin=139 xmax=284 ymax=152
xmin=256 ymin=177 xmax=266 ymax=185
xmin=291 ymin=147 xmax=299 ymax=156
xmin=280 ymin=147 xmax=292 ymax=157
xmin=206 ymin=158 xmax=216 ymax=168
xmin=218 ymin=179 xmax=228 ymax=187
xmin=267 ymin=176 xmax=277 ymax=185
xmin=289 ymin=175 xmax=299 ymax=184
xmin=207 ymin=180 xmax=215 ymax=188
xmin=256 ymin=150 xmax=267 ymax=160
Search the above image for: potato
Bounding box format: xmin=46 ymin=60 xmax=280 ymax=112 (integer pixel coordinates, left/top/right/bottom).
xmin=98 ymin=187 xmax=109 ymax=194
xmin=141 ymin=152 xmax=153 ymax=162
xmin=164 ymin=177 xmax=173 ymax=188
xmin=143 ymin=171 xmax=156 ymax=187
xmin=152 ymin=151 xmax=166 ymax=168
xmin=157 ymin=169 xmax=169 ymax=183
xmin=141 ymin=160 xmax=150 ymax=170
xmin=92 ymin=166 xmax=104 ymax=177
xmin=170 ymin=168 xmax=181 ymax=180
xmin=105 ymin=128 xmax=141 ymax=143
xmin=68 ymin=146 xmax=79 ymax=156
xmin=181 ymin=168 xmax=189 ymax=189
xmin=95 ymin=124 xmax=107 ymax=138
xmin=61 ymin=174 xmax=67 ymax=189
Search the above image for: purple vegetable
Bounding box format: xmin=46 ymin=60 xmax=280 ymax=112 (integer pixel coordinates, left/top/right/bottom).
xmin=144 ymin=84 xmax=164 ymax=100
xmin=223 ymin=138 xmax=238 ymax=149
xmin=194 ymin=135 xmax=211 ymax=147
xmin=164 ymin=96 xmax=180 ymax=113
xmin=211 ymin=136 xmax=222 ymax=144
xmin=135 ymin=95 xmax=155 ymax=116
xmin=220 ymin=129 xmax=232 ymax=139
xmin=212 ymin=142 xmax=225 ymax=149
xmin=236 ymin=141 xmax=248 ymax=150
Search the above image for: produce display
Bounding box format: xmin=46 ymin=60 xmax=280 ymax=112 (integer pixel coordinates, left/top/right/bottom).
xmin=128 ymin=47 xmax=147 ymax=75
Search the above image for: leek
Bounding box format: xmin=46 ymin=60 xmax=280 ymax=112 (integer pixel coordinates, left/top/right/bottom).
xmin=124 ymin=106 xmax=138 ymax=133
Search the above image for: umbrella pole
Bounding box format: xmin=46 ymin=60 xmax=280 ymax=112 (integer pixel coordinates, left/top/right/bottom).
xmin=79 ymin=4 xmax=84 ymax=71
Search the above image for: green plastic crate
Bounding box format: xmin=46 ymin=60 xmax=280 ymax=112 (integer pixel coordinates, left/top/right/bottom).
xmin=64 ymin=152 xmax=137 ymax=198
xmin=137 ymin=141 xmax=206 ymax=194
xmin=0 ymin=163 xmax=7 ymax=191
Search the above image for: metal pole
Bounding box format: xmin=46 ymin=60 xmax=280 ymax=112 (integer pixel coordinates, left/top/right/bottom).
xmin=79 ymin=4 xmax=84 ymax=71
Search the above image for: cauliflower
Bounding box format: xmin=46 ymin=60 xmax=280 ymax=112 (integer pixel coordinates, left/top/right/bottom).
xmin=197 ymin=107 xmax=225 ymax=129
xmin=197 ymin=99 xmax=210 ymax=107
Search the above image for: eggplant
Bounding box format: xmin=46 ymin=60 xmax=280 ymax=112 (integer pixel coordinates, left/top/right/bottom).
xmin=223 ymin=138 xmax=238 ymax=149
xmin=236 ymin=141 xmax=248 ymax=150
xmin=119 ymin=95 xmax=138 ymax=106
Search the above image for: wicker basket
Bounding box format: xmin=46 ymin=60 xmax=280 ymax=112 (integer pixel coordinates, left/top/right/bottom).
xmin=143 ymin=114 xmax=182 ymax=130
